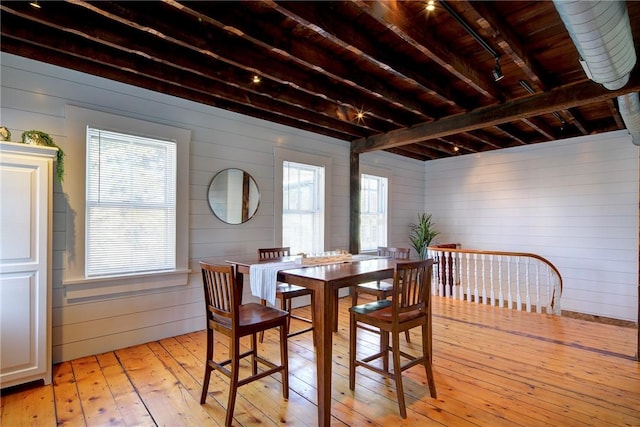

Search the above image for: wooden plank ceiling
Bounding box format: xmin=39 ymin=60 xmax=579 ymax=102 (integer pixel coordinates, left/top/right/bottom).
xmin=2 ymin=0 xmax=639 ymax=161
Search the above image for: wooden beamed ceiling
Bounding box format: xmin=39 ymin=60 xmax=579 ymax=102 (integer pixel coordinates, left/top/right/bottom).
xmin=1 ymin=0 xmax=639 ymax=161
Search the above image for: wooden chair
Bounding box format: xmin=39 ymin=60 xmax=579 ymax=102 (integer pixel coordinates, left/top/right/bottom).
xmin=199 ymin=262 xmax=289 ymax=427
xmin=258 ymin=247 xmax=315 ymax=345
xmin=352 ymin=246 xmax=412 ymax=341
xmin=349 ymin=259 xmax=437 ymax=418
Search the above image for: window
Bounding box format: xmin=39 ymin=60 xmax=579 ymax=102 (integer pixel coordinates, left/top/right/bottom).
xmin=86 ymin=128 xmax=176 ymax=276
xmin=360 ymin=173 xmax=388 ymax=251
xmin=64 ymin=106 xmax=190 ymax=298
xmin=274 ymin=148 xmax=331 ymax=255
xmin=282 ymin=161 xmax=325 ymax=254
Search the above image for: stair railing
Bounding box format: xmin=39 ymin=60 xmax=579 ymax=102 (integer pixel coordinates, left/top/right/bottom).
xmin=427 ymin=246 xmax=563 ymax=315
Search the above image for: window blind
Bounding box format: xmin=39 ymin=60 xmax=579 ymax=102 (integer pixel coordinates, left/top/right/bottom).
xmin=86 ymin=127 xmax=177 ymax=276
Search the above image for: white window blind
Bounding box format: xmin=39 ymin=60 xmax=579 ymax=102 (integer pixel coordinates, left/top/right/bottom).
xmin=86 ymin=127 xmax=177 ymax=276
xmin=360 ymin=173 xmax=388 ymax=251
xmin=282 ymin=161 xmax=325 ymax=254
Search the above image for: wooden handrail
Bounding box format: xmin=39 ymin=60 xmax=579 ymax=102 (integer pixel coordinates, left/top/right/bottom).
xmin=427 ymin=245 xmax=563 ymax=315
xmin=428 ymin=246 xmax=563 ymax=293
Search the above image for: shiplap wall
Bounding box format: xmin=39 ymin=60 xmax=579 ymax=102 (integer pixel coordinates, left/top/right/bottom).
xmin=0 ymin=53 xmax=425 ymax=362
xmin=425 ymin=134 xmax=639 ymax=322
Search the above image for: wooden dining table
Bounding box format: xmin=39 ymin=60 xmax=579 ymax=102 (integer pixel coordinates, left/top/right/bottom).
xmin=225 ymin=255 xmax=398 ymax=427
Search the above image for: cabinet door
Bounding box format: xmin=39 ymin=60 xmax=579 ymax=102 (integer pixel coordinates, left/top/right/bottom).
xmin=0 ymin=150 xmax=52 ymax=387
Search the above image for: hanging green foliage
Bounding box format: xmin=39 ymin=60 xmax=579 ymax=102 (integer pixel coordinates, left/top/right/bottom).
xmin=21 ymin=130 xmax=65 ymax=182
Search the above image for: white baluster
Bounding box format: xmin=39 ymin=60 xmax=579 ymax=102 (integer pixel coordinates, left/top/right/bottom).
xmin=524 ymin=257 xmax=531 ymax=312
xmin=507 ymin=257 xmax=513 ymax=309
xmin=451 ymin=251 xmax=458 ymax=299
xmin=437 ymin=251 xmax=444 ymax=297
xmin=466 ymin=253 xmax=472 ymax=302
xmin=481 ymin=254 xmax=487 ymax=304
xmin=429 ymin=250 xmax=438 ymax=297
xmin=535 ymin=263 xmax=541 ymax=313
xmin=497 ymin=255 xmax=504 ymax=307
xmin=457 ymin=252 xmax=464 ymax=300
xmin=489 ymin=254 xmax=495 ymax=306
xmin=444 ymin=251 xmax=450 ymax=297
xmin=516 ymin=257 xmax=522 ymax=311
xmin=473 ymin=253 xmax=480 ymax=303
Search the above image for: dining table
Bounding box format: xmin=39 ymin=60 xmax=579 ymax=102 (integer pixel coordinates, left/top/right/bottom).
xmin=225 ymin=254 xmax=398 ymax=427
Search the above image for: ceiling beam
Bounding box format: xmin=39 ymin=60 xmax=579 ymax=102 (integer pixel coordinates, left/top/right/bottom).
xmin=353 ymin=71 xmax=640 ymax=153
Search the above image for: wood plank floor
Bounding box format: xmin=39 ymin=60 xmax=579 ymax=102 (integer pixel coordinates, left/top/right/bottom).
xmin=2 ymin=296 xmax=639 ymax=426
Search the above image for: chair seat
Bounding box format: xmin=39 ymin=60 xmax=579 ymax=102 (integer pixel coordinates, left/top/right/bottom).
xmin=275 ymin=283 xmax=314 ymax=298
xmin=350 ymin=300 xmax=423 ymax=323
xmin=349 ymin=299 xmax=392 ymax=315
xmin=356 ymin=280 xmax=393 ymax=293
xmin=239 ymin=303 xmax=289 ymax=328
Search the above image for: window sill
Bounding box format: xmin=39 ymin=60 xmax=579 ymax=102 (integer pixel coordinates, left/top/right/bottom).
xmin=63 ymin=269 xmax=190 ymax=300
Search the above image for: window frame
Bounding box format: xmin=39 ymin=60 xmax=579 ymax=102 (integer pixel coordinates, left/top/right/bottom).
xmin=63 ymin=106 xmax=191 ymax=299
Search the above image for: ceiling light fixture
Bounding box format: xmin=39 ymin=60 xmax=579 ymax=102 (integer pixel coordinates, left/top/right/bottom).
xmin=440 ymin=0 xmax=504 ymax=82
xmin=492 ymin=57 xmax=504 ymax=82
xmin=426 ymin=1 xmax=436 ymax=12
xmin=30 ymin=1 xmax=41 ymax=8
xmin=252 ymin=75 xmax=261 ymax=84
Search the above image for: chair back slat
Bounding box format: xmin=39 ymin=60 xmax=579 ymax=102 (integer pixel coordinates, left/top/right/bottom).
xmin=394 ymin=259 xmax=434 ymax=315
xmin=200 ymin=262 xmax=237 ymax=323
xmin=259 ymin=247 xmax=290 ymax=259
xmin=378 ymin=246 xmax=411 ymax=260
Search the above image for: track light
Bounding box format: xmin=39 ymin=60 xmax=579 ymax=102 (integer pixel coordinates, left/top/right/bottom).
xmin=492 ymin=57 xmax=504 ymax=82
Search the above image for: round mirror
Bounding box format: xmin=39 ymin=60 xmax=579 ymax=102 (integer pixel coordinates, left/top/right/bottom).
xmin=208 ymin=168 xmax=260 ymax=224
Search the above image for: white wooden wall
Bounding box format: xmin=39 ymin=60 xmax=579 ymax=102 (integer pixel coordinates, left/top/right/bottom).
xmin=0 ymin=53 xmax=425 ymax=362
xmin=425 ymin=134 xmax=639 ymax=322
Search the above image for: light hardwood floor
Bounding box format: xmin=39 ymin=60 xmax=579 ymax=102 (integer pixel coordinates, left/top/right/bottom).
xmin=2 ymin=296 xmax=639 ymax=426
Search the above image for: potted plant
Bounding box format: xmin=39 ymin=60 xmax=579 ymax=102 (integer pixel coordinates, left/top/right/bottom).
xmin=409 ymin=212 xmax=439 ymax=259
xmin=21 ymin=130 xmax=65 ymax=182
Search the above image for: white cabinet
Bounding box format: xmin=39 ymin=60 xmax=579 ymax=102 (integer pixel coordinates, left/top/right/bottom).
xmin=0 ymin=141 xmax=56 ymax=388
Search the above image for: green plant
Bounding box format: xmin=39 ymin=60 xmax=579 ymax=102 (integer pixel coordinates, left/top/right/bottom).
xmin=21 ymin=130 xmax=65 ymax=182
xmin=409 ymin=213 xmax=439 ymax=260
xmin=0 ymin=126 xmax=11 ymax=141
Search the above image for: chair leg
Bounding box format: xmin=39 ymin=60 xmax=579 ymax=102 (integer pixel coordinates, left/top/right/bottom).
xmin=351 ymin=286 xmax=358 ymax=306
xmin=349 ymin=313 xmax=357 ymax=390
xmin=200 ymin=328 xmax=214 ymax=404
xmin=250 ymin=333 xmax=258 ymax=376
xmin=381 ymin=331 xmax=390 ymax=372
xmin=284 ymin=296 xmax=292 ymax=332
xmin=422 ymin=322 xmax=437 ymax=398
xmin=333 ymin=289 xmax=339 ymax=332
xmin=428 ymin=305 xmax=433 ymax=363
xmin=226 ymin=337 xmax=241 ymax=427
xmin=258 ymin=298 xmax=268 ymax=343
xmin=309 ymin=292 xmax=317 ymax=347
xmin=280 ymin=320 xmax=289 ymax=399
xmin=392 ymin=331 xmax=407 ymax=418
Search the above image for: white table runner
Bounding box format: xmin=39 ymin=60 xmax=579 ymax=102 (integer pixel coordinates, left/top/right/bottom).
xmin=249 ymin=261 xmax=300 ymax=306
